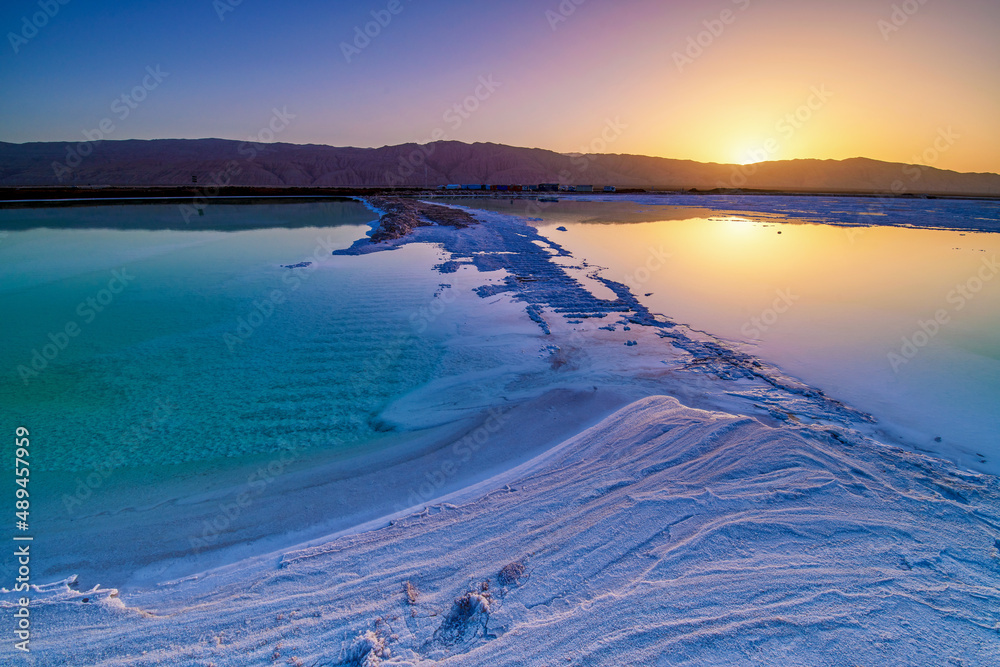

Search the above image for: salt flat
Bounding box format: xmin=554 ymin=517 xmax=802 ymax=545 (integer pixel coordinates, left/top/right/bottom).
xmin=3 ymin=200 xmax=998 ymax=665
xmin=13 ymin=396 xmax=1000 ymax=665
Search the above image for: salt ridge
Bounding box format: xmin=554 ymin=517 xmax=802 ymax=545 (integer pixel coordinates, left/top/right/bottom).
xmin=3 ymin=202 xmax=999 ymax=664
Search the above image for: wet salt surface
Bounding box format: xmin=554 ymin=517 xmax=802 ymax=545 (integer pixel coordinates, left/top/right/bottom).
xmin=440 ymin=195 xmax=1000 ymax=475
xmin=2 ymin=197 xmax=1000 ymax=665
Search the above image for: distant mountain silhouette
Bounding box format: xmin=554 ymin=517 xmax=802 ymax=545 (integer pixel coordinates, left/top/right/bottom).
xmin=1 ymin=139 xmax=998 ymax=196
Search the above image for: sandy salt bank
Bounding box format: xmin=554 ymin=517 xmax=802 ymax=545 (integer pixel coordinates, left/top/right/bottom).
xmin=3 ymin=198 xmax=999 ymax=666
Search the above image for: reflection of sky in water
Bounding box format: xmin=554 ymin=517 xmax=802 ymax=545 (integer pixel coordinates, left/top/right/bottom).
xmin=0 ymin=203 xmax=455 ymax=473
xmin=2 ymin=198 xmax=998 ymax=477
xmin=459 ymin=196 xmax=1000 ymax=471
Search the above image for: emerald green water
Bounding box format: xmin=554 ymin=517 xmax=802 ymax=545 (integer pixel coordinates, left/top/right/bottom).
xmin=0 ymin=202 xmax=450 ymax=472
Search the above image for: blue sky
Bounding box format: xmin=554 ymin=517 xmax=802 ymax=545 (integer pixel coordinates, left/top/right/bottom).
xmin=2 ymin=0 xmax=999 ymax=172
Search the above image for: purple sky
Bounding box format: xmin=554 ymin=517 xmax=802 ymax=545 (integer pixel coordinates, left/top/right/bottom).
xmin=2 ymin=0 xmax=998 ymax=172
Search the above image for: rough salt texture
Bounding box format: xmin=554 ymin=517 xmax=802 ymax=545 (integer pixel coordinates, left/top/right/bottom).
xmin=365 ymin=197 xmax=477 ymax=243
xmin=340 ymin=202 xmax=874 ymax=430
xmin=5 ymin=201 xmax=998 ymax=665
xmin=7 ymin=397 xmax=999 ymax=665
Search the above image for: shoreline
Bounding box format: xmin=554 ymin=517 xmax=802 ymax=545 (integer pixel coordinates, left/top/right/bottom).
xmin=3 ymin=196 xmax=999 ymax=663
xmin=3 ymin=185 xmax=1000 ymax=208
xmin=28 ymin=383 xmax=644 ymax=593
xmin=8 ymin=394 xmax=999 ymax=665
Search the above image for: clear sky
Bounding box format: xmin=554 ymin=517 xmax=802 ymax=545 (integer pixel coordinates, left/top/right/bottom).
xmin=1 ymin=0 xmax=998 ymax=173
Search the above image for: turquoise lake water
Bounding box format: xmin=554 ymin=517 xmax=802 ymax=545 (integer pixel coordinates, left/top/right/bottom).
xmin=0 ymin=202 xmax=456 ymax=472
xmin=3 ymin=196 xmax=998 ymax=481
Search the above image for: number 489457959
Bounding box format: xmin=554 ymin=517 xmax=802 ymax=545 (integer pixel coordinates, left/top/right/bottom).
xmin=15 ymin=428 xmax=29 ymax=522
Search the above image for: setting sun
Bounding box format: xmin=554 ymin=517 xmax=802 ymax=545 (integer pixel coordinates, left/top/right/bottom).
xmin=734 ymin=147 xmax=769 ymax=166
xmin=2 ymin=0 xmax=999 ymax=663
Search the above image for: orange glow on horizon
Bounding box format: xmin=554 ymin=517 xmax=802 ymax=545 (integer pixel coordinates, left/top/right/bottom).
xmin=427 ymin=2 xmax=1000 ymax=175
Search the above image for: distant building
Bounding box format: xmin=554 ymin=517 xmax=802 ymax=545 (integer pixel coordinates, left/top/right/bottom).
xmin=576 ymin=185 xmax=594 ymax=193
xmin=603 ymin=186 xmax=617 ymax=192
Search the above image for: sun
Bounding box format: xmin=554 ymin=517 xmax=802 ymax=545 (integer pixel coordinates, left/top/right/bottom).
xmin=733 ymin=146 xmax=770 ymax=166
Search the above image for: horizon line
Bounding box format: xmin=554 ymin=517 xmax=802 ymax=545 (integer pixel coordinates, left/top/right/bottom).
xmin=3 ymin=137 xmax=999 ymax=177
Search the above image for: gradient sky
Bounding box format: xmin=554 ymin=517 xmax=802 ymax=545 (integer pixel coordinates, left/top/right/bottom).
xmin=1 ymin=0 xmax=998 ymax=173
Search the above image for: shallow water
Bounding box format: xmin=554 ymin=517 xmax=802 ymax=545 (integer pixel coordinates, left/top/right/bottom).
xmin=4 ymin=198 xmax=998 ymax=667
xmin=4 ymin=197 xmax=998 ymax=479
xmin=0 ymin=202 xmax=459 ymax=473
xmin=455 ymin=196 xmax=1000 ymax=473
xmin=3 ymin=195 xmax=1000 ymax=603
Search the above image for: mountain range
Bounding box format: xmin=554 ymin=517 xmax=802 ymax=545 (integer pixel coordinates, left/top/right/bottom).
xmin=1 ymin=139 xmax=998 ymax=196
